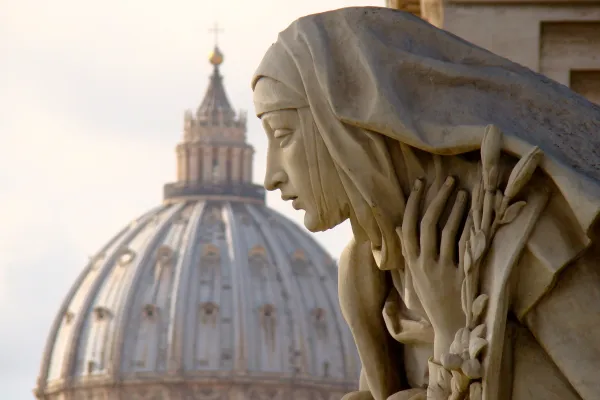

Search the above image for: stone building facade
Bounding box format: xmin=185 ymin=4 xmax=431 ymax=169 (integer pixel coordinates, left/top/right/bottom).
xmin=387 ymin=0 xmax=600 ymax=103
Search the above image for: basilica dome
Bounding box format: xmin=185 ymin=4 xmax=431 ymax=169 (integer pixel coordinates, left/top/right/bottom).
xmin=35 ymin=46 xmax=360 ymax=400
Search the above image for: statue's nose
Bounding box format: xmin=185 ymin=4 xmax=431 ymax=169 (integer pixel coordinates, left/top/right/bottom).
xmin=264 ymin=170 xmax=287 ymax=191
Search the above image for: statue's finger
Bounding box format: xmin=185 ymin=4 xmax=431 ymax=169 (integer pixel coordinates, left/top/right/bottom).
xmin=441 ymin=190 xmax=468 ymax=264
xmin=420 ymin=176 xmax=455 ymax=256
xmin=401 ymin=179 xmax=424 ymax=260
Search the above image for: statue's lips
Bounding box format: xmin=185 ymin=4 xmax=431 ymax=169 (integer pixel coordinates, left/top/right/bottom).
xmin=292 ymin=198 xmax=301 ymax=210
xmin=281 ymin=194 xmax=301 ymax=210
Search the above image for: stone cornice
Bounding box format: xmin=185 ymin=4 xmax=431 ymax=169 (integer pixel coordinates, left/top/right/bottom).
xmin=449 ymin=0 xmax=600 ymax=4
xmin=38 ymin=373 xmax=356 ymax=396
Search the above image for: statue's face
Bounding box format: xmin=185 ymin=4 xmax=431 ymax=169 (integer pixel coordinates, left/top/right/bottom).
xmin=261 ymin=109 xmax=321 ymax=232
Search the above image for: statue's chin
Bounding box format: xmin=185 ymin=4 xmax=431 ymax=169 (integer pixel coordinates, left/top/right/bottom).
xmin=303 ymin=211 xmax=346 ymax=233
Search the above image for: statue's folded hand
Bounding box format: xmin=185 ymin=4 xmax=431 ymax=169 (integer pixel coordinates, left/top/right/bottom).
xmin=398 ymin=177 xmax=469 ymax=360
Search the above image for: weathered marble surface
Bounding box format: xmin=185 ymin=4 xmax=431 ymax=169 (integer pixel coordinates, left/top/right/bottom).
xmin=252 ymin=6 xmax=600 ymax=400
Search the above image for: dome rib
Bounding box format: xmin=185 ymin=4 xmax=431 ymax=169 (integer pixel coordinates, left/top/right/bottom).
xmin=223 ymin=203 xmax=249 ymax=373
xmin=36 ymin=224 xmax=131 ymax=393
xmin=245 ymin=204 xmax=312 ymax=376
xmin=58 ymin=207 xmax=165 ymax=384
xmin=109 ymin=202 xmax=186 ymax=379
xmin=272 ymin=212 xmax=359 ymax=380
xmin=167 ymin=201 xmax=208 ymax=374
xmin=180 ymin=201 xmax=229 ymax=373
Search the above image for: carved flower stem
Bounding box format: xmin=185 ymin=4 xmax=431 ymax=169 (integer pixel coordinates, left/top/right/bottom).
xmin=437 ymin=126 xmax=543 ymax=400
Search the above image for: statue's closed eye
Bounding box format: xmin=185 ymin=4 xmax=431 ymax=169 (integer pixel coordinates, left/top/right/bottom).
xmin=274 ymin=129 xmax=294 ymax=148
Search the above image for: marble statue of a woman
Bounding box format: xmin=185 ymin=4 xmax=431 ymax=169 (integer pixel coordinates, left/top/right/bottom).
xmin=252 ymin=7 xmax=600 ymax=400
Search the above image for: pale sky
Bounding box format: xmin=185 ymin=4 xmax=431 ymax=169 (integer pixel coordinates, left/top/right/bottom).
xmin=0 ymin=0 xmax=384 ymax=398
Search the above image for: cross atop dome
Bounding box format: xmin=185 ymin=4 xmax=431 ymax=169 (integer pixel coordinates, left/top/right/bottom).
xmin=208 ymin=23 xmax=224 ymax=66
xmin=209 ymin=22 xmax=224 ymax=46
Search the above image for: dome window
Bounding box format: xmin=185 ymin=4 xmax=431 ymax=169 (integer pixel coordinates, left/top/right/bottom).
xmin=143 ymin=304 xmax=158 ymax=319
xmin=291 ymin=249 xmax=309 ymax=276
xmin=260 ymin=304 xmax=276 ymax=319
xmin=202 ymin=244 xmax=220 ymax=261
xmin=323 ymin=361 xmax=330 ymax=377
xmin=200 ymin=302 xmax=219 ymax=324
xmin=248 ymin=245 xmax=267 ymax=261
xmin=221 ymin=349 xmax=232 ymax=361
xmin=204 ymin=304 xmax=215 ymax=315
xmin=87 ymin=361 xmax=95 ymax=374
xmin=93 ymin=307 xmax=111 ymax=321
xmin=259 ymin=304 xmax=277 ymax=352
xmin=292 ymin=249 xmax=307 ymax=262
xmin=156 ymin=245 xmax=175 ymax=267
xmin=117 ymin=248 xmax=136 ymax=267
xmin=312 ymin=308 xmax=326 ymax=322
xmin=312 ymin=307 xmax=328 ymax=339
xmin=64 ymin=311 xmax=75 ymax=324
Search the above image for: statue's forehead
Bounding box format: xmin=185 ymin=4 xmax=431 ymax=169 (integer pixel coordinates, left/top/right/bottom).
xmin=253 ymin=77 xmax=308 ymax=117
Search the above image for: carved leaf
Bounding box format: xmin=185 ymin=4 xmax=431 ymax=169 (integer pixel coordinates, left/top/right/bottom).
xmin=481 ymin=125 xmax=503 ymax=190
xmin=484 ymin=165 xmax=499 ymax=191
xmin=428 ymin=384 xmax=452 ymax=400
xmin=463 ymin=245 xmax=473 ymax=274
xmin=470 ymin=231 xmax=487 ymax=262
xmin=450 ymin=370 xmax=471 ymax=394
xmin=461 ymin=359 xmax=482 ymax=379
xmin=460 ymin=328 xmax=470 ymax=353
xmin=472 ymin=181 xmax=482 ymax=212
xmin=499 ymin=201 xmax=526 ymax=225
xmin=504 ymin=146 xmax=543 ymax=199
xmin=441 ymin=353 xmax=464 ymax=370
xmin=470 ymin=382 xmax=483 ymax=400
xmin=450 ymin=328 xmax=470 ymax=355
xmin=461 ymin=280 xmax=468 ymax=316
xmin=471 ymin=294 xmax=489 ymax=323
xmin=470 ymin=324 xmax=486 ymax=340
xmin=449 ymin=338 xmax=462 ymax=356
xmin=494 ymin=190 xmax=503 ymax=214
xmin=469 ymin=337 xmax=488 ymax=359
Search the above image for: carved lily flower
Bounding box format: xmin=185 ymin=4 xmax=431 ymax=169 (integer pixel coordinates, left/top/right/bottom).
xmin=480 ymin=125 xmax=503 ymax=190
xmin=504 ymin=146 xmax=543 ymax=199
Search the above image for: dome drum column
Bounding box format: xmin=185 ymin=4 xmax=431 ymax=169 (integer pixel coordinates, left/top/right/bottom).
xmin=231 ymin=148 xmax=242 ymax=183
xmin=189 ymin=147 xmax=200 ymax=182
xmin=202 ymin=147 xmax=213 ymax=183
xmin=242 ymin=148 xmax=253 ymax=183
xmin=217 ymin=146 xmax=228 ymax=183
xmin=176 ymin=146 xmax=185 ymax=182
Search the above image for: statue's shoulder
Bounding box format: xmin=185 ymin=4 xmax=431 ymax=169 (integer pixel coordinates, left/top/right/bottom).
xmin=339 ymin=236 xmax=374 ymax=267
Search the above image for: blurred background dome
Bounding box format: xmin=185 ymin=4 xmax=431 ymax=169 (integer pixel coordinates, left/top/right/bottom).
xmin=35 ymin=44 xmax=360 ymax=400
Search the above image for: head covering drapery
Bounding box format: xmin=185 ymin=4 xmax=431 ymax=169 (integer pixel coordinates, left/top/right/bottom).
xmin=252 ymin=6 xmax=600 ymax=269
